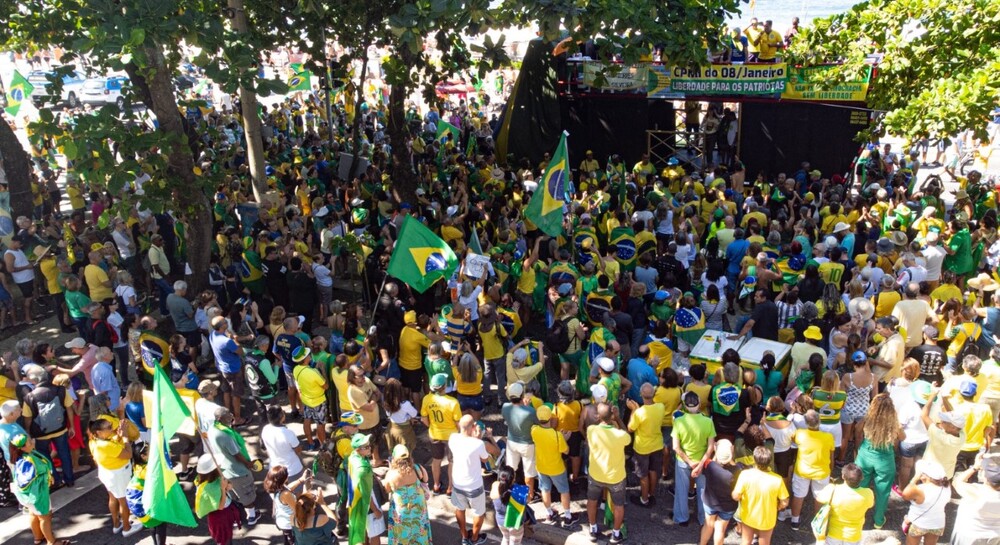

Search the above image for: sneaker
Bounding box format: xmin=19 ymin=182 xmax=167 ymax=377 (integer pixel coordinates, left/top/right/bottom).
xmin=561 ymin=513 xmax=580 ymax=528
xmin=610 ymin=531 xmax=626 ymax=544
xmin=247 ymin=512 xmax=262 ymax=526
xmin=629 ymin=495 xmax=651 ymax=508
xmin=777 ymin=509 xmax=791 ymax=522
xmin=471 ymin=534 xmax=488 ymax=545
xmin=874 ymin=521 xmax=884 ymax=530
xmin=790 ymin=520 xmax=800 ymax=531
xmin=122 ymin=524 xmax=143 ymax=537
xmin=462 ymin=539 xmax=473 ymax=545
xmin=589 ymin=526 xmax=600 ymax=542
xmin=112 ymin=523 xmax=124 ymax=534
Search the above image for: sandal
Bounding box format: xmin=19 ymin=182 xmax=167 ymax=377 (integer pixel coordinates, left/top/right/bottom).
xmin=432 ymin=483 xmax=443 ymax=495
xmin=47 ymin=540 xmax=70 ymax=545
xmin=233 ymin=418 xmax=251 ymax=428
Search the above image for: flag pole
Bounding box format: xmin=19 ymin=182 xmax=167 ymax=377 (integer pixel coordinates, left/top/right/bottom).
xmin=367 ymin=274 xmax=389 ymax=327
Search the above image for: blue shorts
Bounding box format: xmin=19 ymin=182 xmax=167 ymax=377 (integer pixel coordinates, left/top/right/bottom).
xmin=457 ymin=393 xmax=484 ymax=413
xmin=538 ymin=470 xmax=570 ymax=494
xmin=898 ymin=441 xmax=927 ymax=458
xmin=705 ymin=507 xmax=734 ymax=521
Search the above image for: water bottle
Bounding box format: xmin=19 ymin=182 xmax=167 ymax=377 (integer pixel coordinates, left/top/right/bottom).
xmin=714 ymin=336 xmax=721 ymax=353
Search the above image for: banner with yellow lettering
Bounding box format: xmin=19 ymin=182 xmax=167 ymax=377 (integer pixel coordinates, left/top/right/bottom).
xmin=781 ymin=65 xmax=871 ymax=103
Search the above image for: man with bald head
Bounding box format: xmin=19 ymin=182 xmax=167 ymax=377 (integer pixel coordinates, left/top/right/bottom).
xmin=586 ymin=403 xmax=630 ymax=543
xmin=627 ymin=383 xmax=665 ymax=507
xmin=448 ymin=414 xmax=500 ymax=545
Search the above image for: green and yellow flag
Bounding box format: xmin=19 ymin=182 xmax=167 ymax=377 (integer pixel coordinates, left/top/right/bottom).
xmin=142 ymin=364 xmax=197 ymax=528
xmin=436 ymin=120 xmax=460 ymax=145
xmin=525 ymin=132 xmax=569 ymax=237
xmin=287 ymin=63 xmax=312 ymax=92
xmin=387 ymin=215 xmax=458 ymax=293
xmin=5 ymin=71 xmax=34 ymax=116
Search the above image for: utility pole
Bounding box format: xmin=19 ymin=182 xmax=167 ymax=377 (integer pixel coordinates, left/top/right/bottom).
xmin=227 ymin=0 xmax=268 ymax=202
xmin=321 ymin=27 xmax=336 ymax=151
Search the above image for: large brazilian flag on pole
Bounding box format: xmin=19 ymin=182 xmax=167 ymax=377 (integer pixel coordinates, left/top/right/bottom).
xmin=142 ymin=365 xmax=197 ymax=527
xmin=387 ymin=215 xmax=459 ymax=293
xmin=525 ymin=132 xmax=569 ymax=237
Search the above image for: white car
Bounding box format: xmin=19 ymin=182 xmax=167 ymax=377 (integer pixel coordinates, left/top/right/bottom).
xmin=81 ymin=76 xmax=130 ymax=108
xmin=27 ymin=69 xmax=86 ymax=108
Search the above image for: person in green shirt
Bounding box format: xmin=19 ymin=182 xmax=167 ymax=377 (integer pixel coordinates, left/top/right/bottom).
xmin=424 ymin=342 xmax=454 ymax=392
xmin=944 ymin=220 xmax=974 ymax=278
xmin=244 ymin=336 xmax=280 ymax=415
xmin=63 ymin=274 xmax=92 ymax=341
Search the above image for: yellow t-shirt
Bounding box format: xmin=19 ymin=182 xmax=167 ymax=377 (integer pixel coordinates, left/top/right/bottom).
xmin=586 ymin=424 xmax=631 ymax=483
xmin=330 ymin=366 xmax=351 ymax=411
xmin=930 ymin=283 xmax=963 ymax=307
xmin=293 ymin=365 xmax=326 ymax=408
xmin=479 ymin=323 xmax=506 ymax=361
xmin=817 ymin=262 xmax=845 ymax=286
xmin=734 ymin=467 xmax=789 ymax=531
xmin=792 ymin=428 xmax=834 ymax=480
xmin=66 ymin=185 xmax=85 ymax=210
xmin=420 ymin=393 xmax=461 ymax=441
xmin=91 ymin=438 xmax=129 ymax=470
xmin=653 ymin=386 xmax=682 ymax=426
xmin=348 ymin=380 xmax=379 ymax=430
xmin=741 ymin=211 xmax=767 ymax=229
xmin=628 ymin=403 xmax=666 ymax=455
xmin=554 ymin=400 xmax=581 ymax=433
xmin=603 ymin=260 xmax=620 ymax=284
xmin=872 ymin=290 xmax=901 ymax=319
xmin=821 ymin=214 xmax=848 ymax=234
xmin=39 ymin=258 xmax=61 ymax=294
xmin=398 ymin=327 xmax=431 ymax=371
xmin=452 ymin=365 xmax=483 ymax=396
xmin=0 ymin=376 xmax=16 ymax=404
xmin=816 ymin=484 xmax=874 ymax=542
xmin=85 ymin=264 xmax=113 ymax=302
xmin=684 ymin=382 xmax=713 ymax=415
xmin=531 ymin=425 xmax=568 ymax=476
xmin=960 ymin=401 xmax=994 ymax=451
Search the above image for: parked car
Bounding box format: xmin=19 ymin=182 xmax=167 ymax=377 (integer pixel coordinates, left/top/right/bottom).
xmin=27 ymin=69 xmax=86 ymax=108
xmin=80 ymin=76 xmax=129 ymax=109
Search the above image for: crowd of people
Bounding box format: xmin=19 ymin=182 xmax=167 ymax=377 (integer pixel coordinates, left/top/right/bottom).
xmin=0 ymin=66 xmax=998 ymax=545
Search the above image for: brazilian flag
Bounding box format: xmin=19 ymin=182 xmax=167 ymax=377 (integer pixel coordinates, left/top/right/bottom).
xmin=610 ymin=226 xmax=637 ymax=271
xmin=525 ymin=132 xmax=569 ymax=237
xmin=240 ymin=249 xmax=265 ymax=295
xmin=387 ymin=215 xmax=458 ymax=293
xmin=436 ymin=120 xmax=460 ymax=145
xmin=5 ymin=70 xmax=34 ymax=116
xmin=142 ymin=365 xmax=198 ymax=528
xmin=287 ymin=64 xmax=312 ymax=92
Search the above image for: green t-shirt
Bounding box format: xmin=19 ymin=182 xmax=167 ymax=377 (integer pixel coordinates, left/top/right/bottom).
xmin=65 ymin=289 xmax=92 ymax=319
xmin=424 ymin=357 xmax=453 ymax=388
xmin=673 ymin=412 xmax=716 ymax=461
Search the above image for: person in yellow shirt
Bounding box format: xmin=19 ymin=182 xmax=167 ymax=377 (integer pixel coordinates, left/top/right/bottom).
xmin=743 ymin=19 xmax=763 ymax=59
xmin=732 ymin=447 xmax=789 ymax=538
xmin=788 ymin=411 xmax=835 ymax=527
xmin=814 ymin=464 xmax=874 ymax=543
xmin=626 ymin=384 xmax=666 ymax=507
xmin=292 ymin=347 xmax=328 ymax=450
xmin=871 ymin=275 xmax=901 ymax=318
xmin=420 ymin=373 xmax=461 ymax=493
xmin=398 ymin=311 xmax=442 ymax=405
xmin=530 ymin=405 xmax=578 ymax=526
xmin=84 ymin=250 xmax=116 ymax=302
xmin=754 ymin=20 xmax=784 ymax=62
xmin=88 ymin=416 xmax=139 ymax=537
xmin=554 ymin=381 xmax=583 ymax=482
xmin=952 ymin=378 xmax=996 ymax=471
xmin=586 ymin=404 xmax=631 ymax=542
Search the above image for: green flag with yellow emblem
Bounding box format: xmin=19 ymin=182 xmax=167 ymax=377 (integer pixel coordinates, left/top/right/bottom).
xmin=387 ymin=215 xmax=459 ymax=293
xmin=525 ymin=132 xmax=569 ymax=237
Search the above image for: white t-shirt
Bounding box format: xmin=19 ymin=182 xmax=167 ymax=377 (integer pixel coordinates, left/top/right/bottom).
xmin=261 ymin=424 xmax=303 ymax=476
xmin=195 ymin=398 xmax=223 ymax=435
xmin=448 ymin=433 xmax=488 ymax=490
xmin=112 ymin=229 xmax=134 ymax=259
xmin=631 ymin=210 xmax=654 ymax=229
xmin=458 ymin=286 xmax=483 ymax=321
xmin=388 ymin=400 xmax=418 ymax=424
xmin=313 ymin=263 xmax=333 ymax=288
xmin=107 ymin=311 xmax=127 ymax=348
xmin=115 ymin=284 xmax=137 ymax=309
xmin=921 ymin=245 xmax=947 ymax=282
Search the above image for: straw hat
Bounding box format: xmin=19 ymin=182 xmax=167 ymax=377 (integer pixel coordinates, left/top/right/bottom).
xmin=967 ymin=272 xmax=1000 ymax=291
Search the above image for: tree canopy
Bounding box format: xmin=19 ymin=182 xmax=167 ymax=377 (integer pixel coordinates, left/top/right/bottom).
xmin=789 ymin=0 xmax=1000 ymax=140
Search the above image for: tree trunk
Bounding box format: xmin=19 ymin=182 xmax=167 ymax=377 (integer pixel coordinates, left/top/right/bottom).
xmin=227 ymin=0 xmax=268 ymax=202
xmin=347 ymin=51 xmax=371 ymax=181
xmin=0 ymin=120 xmax=34 ymax=221
xmin=141 ymin=42 xmax=213 ymax=293
xmin=387 ymin=66 xmax=418 ymax=204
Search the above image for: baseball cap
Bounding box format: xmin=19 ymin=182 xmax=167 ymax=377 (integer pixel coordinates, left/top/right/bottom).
xmin=590 ymin=384 xmax=608 ymax=402
xmin=983 ymin=456 xmax=1000 ymax=487
xmin=64 ymin=337 xmax=87 ymax=349
xmin=959 ymin=379 xmax=978 ymax=398
xmin=536 ymin=405 xmax=553 ymax=421
xmin=923 ymin=325 xmax=939 ymax=340
xmin=683 ymin=391 xmax=701 ymax=408
xmin=557 ymin=283 xmax=573 ymax=296
xmin=804 ymin=326 xmax=822 ymax=341
xmin=714 ymin=439 xmax=734 ymax=464
xmin=596 ymin=357 xmax=615 ymax=373
xmin=506 ymin=381 xmax=525 ymax=398
xmin=404 ymin=310 xmax=417 ymax=324
xmin=197 ymin=380 xmax=220 ymax=395
xmin=938 ymin=411 xmax=967 ymax=429
xmin=392 ymin=444 xmax=410 ymax=460
xmin=339 ymin=412 xmax=363 ymax=427
xmin=297 ymin=315 xmax=306 ymax=326
xmin=430 ymin=373 xmax=449 ymax=390
xmin=351 ymin=434 xmax=371 ymax=449
xmin=851 ymin=350 xmax=868 ymax=363
xmin=654 ymin=290 xmax=669 ymax=302
xmin=915 ymin=459 xmax=946 ymax=481
xmin=292 ymin=346 xmax=312 ymax=363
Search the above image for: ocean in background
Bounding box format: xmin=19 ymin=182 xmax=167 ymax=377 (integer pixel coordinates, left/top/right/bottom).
xmin=727 ymin=0 xmax=862 ymax=32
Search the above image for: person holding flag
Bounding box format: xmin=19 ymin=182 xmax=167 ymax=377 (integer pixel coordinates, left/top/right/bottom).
xmin=525 ymin=132 xmax=570 ymax=238
xmin=346 ymin=433 xmax=379 ymax=545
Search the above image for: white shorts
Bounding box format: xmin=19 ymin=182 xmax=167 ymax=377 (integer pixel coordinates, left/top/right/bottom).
xmin=450 ymin=487 xmax=487 ymax=517
xmin=506 ymin=440 xmax=538 ymax=478
xmin=791 ymin=473 xmax=829 ymax=499
xmin=820 ymin=422 xmax=843 ymax=448
xmin=98 ymin=463 xmax=133 ymax=499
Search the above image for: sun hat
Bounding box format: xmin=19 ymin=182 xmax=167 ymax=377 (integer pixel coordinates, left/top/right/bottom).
xmin=351 ymin=434 xmax=371 ymax=449
xmin=292 ymin=346 xmax=312 ymax=363
xmin=339 ymin=412 xmax=363 ymax=427
xmin=889 ymin=231 xmax=908 ymax=247
xmin=848 ymin=297 xmax=875 ymax=321
xmin=833 ymin=222 xmax=850 ymax=234
xmin=536 ymin=405 xmax=553 ymax=421
xmin=915 ymin=459 xmax=946 ymax=481
xmin=197 ymin=380 xmax=220 ymax=394
xmin=197 ymin=453 xmax=217 ymax=474
xmin=910 ymin=380 xmax=932 ymax=405
xmin=804 ymin=326 xmax=822 ymax=341
xmin=967 ymin=272 xmax=1000 ymax=291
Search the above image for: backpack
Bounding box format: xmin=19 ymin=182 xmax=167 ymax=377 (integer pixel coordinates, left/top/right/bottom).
xmin=245 ymin=352 xmax=276 ymax=399
xmin=93 ymin=319 xmax=120 ymax=345
xmin=957 ymin=323 xmax=983 ymax=361
xmin=29 ymin=386 xmax=66 ymax=436
xmin=545 ymin=317 xmax=573 ymax=354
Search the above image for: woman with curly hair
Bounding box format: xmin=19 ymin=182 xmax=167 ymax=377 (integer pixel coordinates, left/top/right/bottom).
xmin=383 ymin=444 xmax=431 ymax=545
xmin=854 ymin=393 xmax=904 ymax=528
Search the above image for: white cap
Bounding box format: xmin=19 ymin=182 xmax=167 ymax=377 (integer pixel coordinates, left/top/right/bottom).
xmin=506 ymin=381 xmax=525 ymax=398
xmin=596 ymin=357 xmax=615 ymax=372
xmin=915 ymin=459 xmax=946 ymax=481
xmin=196 ymin=453 xmax=217 ymax=474
xmin=64 ymin=337 xmax=87 ymax=349
xmin=447 ymin=205 xmax=459 ymax=217
xmin=590 ymin=384 xmax=608 ymax=402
